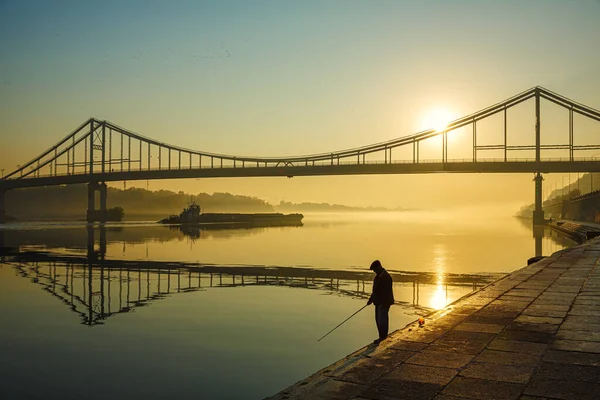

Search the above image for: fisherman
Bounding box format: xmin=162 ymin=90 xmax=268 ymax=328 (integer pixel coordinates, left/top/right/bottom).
xmin=367 ymin=260 xmax=394 ymax=344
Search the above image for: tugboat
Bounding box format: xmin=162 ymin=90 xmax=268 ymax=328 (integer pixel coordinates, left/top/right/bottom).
xmin=160 ymin=201 xmax=203 ymax=224
xmin=158 ymin=202 xmax=303 ymax=227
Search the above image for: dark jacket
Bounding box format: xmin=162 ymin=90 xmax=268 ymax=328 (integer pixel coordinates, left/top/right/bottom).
xmin=369 ymin=268 xmax=394 ymax=306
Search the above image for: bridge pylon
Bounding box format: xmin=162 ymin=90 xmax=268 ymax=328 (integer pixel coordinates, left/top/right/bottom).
xmin=86 ymin=182 xmax=108 ymax=223
xmin=0 ymin=188 xmax=5 ymax=224
xmin=533 ymin=172 xmax=545 ymax=225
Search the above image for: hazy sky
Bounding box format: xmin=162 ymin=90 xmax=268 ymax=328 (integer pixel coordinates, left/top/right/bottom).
xmin=1 ymin=0 xmax=599 ymax=211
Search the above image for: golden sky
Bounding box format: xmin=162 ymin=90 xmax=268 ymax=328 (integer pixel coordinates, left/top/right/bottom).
xmin=1 ymin=0 xmax=599 ymax=211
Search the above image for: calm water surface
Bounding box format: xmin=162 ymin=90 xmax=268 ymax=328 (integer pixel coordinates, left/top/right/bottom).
xmin=0 ymin=211 xmax=572 ymax=399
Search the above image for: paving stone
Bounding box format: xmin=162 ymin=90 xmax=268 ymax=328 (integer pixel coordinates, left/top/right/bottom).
xmin=524 ymin=377 xmax=600 ymax=400
xmin=543 ymin=350 xmax=600 ymax=366
xmin=556 ymin=329 xmax=600 ymax=342
xmin=360 ymin=378 xmax=442 ymax=400
xmin=442 ymin=307 xmax=482 ymax=320
xmin=486 ymin=339 xmax=547 ymax=355
xmin=536 ymin=293 xmax=577 ymax=300
xmin=534 ymin=361 xmax=600 ymax=382
xmin=444 ymin=330 xmax=496 ymax=342
xmin=514 ymin=315 xmax=563 ymax=325
xmin=531 ymin=298 xmax=574 ymax=306
xmin=405 ymin=350 xmax=474 ymax=369
xmin=489 ymin=300 xmax=531 ymax=311
xmin=506 ymin=290 xmax=543 ymax=297
xmin=299 ymin=379 xmax=366 ymax=400
xmin=515 ymin=283 xmax=550 ymax=290
xmin=501 ymin=292 xmax=539 ymax=300
xmin=566 ymin=307 xmax=600 ymax=316
xmin=475 ymin=350 xmax=541 ymax=366
xmin=506 ymin=321 xmax=558 ymax=334
xmin=580 ymin=287 xmax=600 ymax=292
xmin=497 ymin=329 xmax=554 ymax=344
xmin=335 ymin=350 xmax=416 ymax=385
xmin=337 ymin=364 xmax=389 ymax=386
xmin=474 ymin=305 xmax=522 ymax=316
xmin=545 ymin=286 xmax=581 ymax=293
xmin=384 ymin=364 xmax=458 ymax=385
xmin=573 ymin=299 xmax=598 ymax=306
xmin=551 ymin=339 xmax=600 ymax=353
xmin=388 ymin=340 xmax=429 ymax=352
xmin=499 ymin=295 xmax=535 ymax=302
xmin=576 ymin=293 xmax=600 ymax=299
xmin=453 ymin=322 xmax=505 ymax=334
xmin=560 ymin=321 xmax=600 ymax=332
xmin=399 ymin=329 xmax=447 ymax=344
xmin=442 ymin=377 xmax=524 ymax=400
xmin=524 ymin=310 xmax=563 ymax=320
xmin=464 ymin=314 xmax=514 ymax=325
xmin=476 ymin=291 xmax=509 ymax=299
xmin=565 ymin=315 xmax=600 ymax=325
xmin=459 ymin=362 xmax=534 ymax=384
xmin=433 ymin=396 xmax=472 ymax=400
xmin=522 ymin=303 xmax=570 ymax=312
xmin=427 ymin=332 xmax=493 ymax=355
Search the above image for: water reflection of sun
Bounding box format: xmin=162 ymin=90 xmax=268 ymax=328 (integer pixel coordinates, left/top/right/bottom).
xmin=430 ymin=284 xmax=448 ymax=310
xmin=429 ymin=243 xmax=448 ymax=310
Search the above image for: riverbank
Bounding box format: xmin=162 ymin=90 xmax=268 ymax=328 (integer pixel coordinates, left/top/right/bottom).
xmin=269 ymin=238 xmax=600 ymax=400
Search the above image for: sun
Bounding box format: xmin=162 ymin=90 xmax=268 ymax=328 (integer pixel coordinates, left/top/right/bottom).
xmin=421 ymin=108 xmax=455 ymax=132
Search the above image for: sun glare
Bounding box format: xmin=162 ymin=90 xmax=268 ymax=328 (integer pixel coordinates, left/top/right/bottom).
xmin=421 ymin=109 xmax=455 ymax=132
xmin=430 ymin=284 xmax=448 ymax=310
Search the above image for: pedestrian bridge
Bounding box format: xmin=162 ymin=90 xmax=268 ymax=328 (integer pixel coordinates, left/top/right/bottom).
xmin=1 ymin=86 xmax=599 ymax=222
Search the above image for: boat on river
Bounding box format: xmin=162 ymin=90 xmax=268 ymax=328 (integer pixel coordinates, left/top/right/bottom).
xmin=158 ymin=202 xmax=303 ymax=227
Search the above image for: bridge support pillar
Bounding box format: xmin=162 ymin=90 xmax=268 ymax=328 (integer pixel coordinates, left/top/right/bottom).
xmin=87 ymin=182 xmax=108 ymax=223
xmin=533 ymin=224 xmax=544 ymax=258
xmin=99 ymin=224 xmax=107 ymax=259
xmin=86 ymin=224 xmax=95 ymax=257
xmin=533 ymin=172 xmax=545 ymax=225
xmin=99 ymin=182 xmax=107 ymax=223
xmin=86 ymin=224 xmax=107 ymax=260
xmin=87 ymin=182 xmax=96 ymax=222
xmin=0 ymin=189 xmax=5 ymax=224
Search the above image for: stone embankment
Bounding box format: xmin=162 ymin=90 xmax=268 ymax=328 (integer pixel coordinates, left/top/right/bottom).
xmin=268 ymin=239 xmax=600 ymax=400
xmin=548 ymin=220 xmax=600 ymax=244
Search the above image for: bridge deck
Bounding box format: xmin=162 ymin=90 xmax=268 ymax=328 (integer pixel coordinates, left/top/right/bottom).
xmin=4 ymin=160 xmax=600 ymax=190
xmin=268 ymin=240 xmax=600 ymax=400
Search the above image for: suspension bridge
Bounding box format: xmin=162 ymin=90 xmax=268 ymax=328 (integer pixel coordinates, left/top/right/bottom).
xmin=1 ymin=86 xmax=599 ymax=223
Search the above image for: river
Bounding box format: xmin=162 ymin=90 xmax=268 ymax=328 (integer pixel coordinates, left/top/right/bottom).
xmin=0 ymin=210 xmax=572 ymax=399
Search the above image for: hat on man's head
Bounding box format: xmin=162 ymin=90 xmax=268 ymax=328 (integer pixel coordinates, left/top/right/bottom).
xmin=370 ymin=260 xmax=382 ymax=270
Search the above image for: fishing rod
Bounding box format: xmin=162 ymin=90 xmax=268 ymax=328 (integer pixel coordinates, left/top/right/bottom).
xmin=317 ymin=304 xmax=369 ymax=342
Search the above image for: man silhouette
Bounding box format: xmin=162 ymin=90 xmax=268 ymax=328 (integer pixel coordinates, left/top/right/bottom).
xmin=367 ymin=260 xmax=394 ymax=344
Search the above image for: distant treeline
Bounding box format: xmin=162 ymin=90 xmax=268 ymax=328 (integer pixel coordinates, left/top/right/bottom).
xmin=6 ymin=185 xmax=274 ymax=220
xmin=5 ymin=185 xmax=406 ymax=221
xmin=275 ymin=200 xmax=401 ymax=212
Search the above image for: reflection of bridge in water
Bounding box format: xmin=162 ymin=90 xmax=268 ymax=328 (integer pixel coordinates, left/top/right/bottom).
xmin=4 ymin=248 xmax=501 ymax=326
